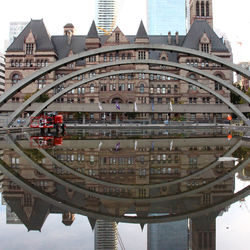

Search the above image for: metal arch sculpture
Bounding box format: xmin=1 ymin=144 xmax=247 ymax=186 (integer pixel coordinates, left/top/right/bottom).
xmin=4 ymin=134 xmax=250 ymax=204
xmin=27 ymin=69 xmax=249 ymax=125
xmin=0 ymin=155 xmax=249 ymax=224
xmin=6 ymin=59 xmax=250 ymax=126
xmin=1 ymin=44 xmax=250 ymax=106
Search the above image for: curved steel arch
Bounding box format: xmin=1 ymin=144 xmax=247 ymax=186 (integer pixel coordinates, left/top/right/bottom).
xmin=28 ymin=69 xmax=249 ymax=125
xmin=37 ymin=138 xmax=242 ymax=189
xmin=5 ymin=134 xmax=250 ymax=203
xmin=6 ymin=59 xmax=250 ymax=126
xmin=0 ymin=158 xmax=249 ymax=224
xmin=1 ymin=44 xmax=250 ymax=107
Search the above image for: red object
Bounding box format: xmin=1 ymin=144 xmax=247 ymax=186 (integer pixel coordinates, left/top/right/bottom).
xmin=30 ymin=114 xmax=63 ymax=128
xmin=30 ymin=136 xmax=63 ymax=148
xmin=227 ymin=115 xmax=232 ymax=121
xmin=227 ymin=134 xmax=232 ymax=140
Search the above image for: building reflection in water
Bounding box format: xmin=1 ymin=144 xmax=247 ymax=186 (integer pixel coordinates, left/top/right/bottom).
xmin=0 ymin=128 xmax=249 ymax=249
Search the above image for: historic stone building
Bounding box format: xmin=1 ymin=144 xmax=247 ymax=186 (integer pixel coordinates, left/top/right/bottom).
xmin=4 ymin=0 xmax=232 ymax=123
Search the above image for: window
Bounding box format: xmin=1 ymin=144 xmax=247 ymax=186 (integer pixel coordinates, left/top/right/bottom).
xmin=201 ymin=43 xmax=209 ymax=53
xmin=119 ymin=83 xmax=125 ymax=91
xmin=38 ymin=76 xmax=46 ymax=89
xmin=161 ymin=85 xmax=166 ymax=94
xmin=121 ymin=53 xmax=125 ymax=60
xmin=90 ymin=84 xmax=94 ymax=93
xmin=12 ymin=74 xmax=21 ymax=84
xmin=215 ymin=83 xmax=222 ymax=91
xmin=201 ymin=1 xmax=205 ymax=16
xmin=189 ymin=97 xmax=197 ymax=104
xmin=157 ymin=85 xmax=161 ymax=94
xmin=203 ymin=97 xmax=210 ymax=103
xmin=127 ymin=53 xmax=131 ymax=60
xmin=140 ymin=84 xmax=144 ymax=93
xmin=167 ymin=85 xmax=171 ymax=94
xmin=115 ymin=52 xmax=119 ymax=61
xmin=138 ymin=51 xmax=146 ymax=60
xmin=196 ymin=1 xmax=200 ymax=16
xmin=150 ymin=85 xmax=154 ymax=94
xmin=157 ymin=98 xmax=162 ymax=104
xmin=206 ymin=1 xmax=209 ymax=16
xmin=100 ymin=84 xmax=106 ymax=91
xmin=128 ymin=83 xmax=133 ymax=91
xmin=26 ymin=43 xmax=34 ymax=55
xmin=109 ymin=54 xmax=113 ymax=61
xmin=103 ymin=54 xmax=107 ymax=62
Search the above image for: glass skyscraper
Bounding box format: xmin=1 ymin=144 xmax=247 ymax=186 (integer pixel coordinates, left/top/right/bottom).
xmin=147 ymin=0 xmax=186 ymax=35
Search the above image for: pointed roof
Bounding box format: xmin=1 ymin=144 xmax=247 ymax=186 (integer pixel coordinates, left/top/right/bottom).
xmin=87 ymin=21 xmax=99 ymax=38
xmin=136 ymin=21 xmax=148 ymax=38
xmin=7 ymin=19 xmax=55 ymax=52
xmin=182 ymin=20 xmax=228 ymax=52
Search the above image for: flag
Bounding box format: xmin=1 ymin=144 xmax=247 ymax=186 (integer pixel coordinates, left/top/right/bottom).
xmin=115 ymin=102 xmax=120 ymax=110
xmin=151 ymin=102 xmax=154 ymax=111
xmin=115 ymin=142 xmax=120 ymax=151
xmin=170 ymin=140 xmax=173 ymax=151
xmin=169 ymin=101 xmax=173 ymax=111
xmin=98 ymin=102 xmax=103 ymax=111
xmin=134 ymin=102 xmax=138 ymax=112
xmin=98 ymin=141 xmax=103 ymax=151
xmin=134 ymin=140 xmax=138 ymax=151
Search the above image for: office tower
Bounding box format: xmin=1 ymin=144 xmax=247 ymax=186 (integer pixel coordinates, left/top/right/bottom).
xmin=147 ymin=0 xmax=186 ymax=35
xmin=147 ymin=220 xmax=189 ymax=250
xmin=95 ymin=0 xmax=117 ymax=35
xmin=9 ymin=22 xmax=29 ymax=45
xmin=94 ymin=220 xmax=118 ymax=250
xmin=0 ymin=53 xmax=5 ymax=94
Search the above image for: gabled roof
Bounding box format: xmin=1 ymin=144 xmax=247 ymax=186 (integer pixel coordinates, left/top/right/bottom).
xmin=7 ymin=19 xmax=54 ymax=52
xmin=51 ymin=36 xmax=86 ymax=60
xmin=87 ymin=21 xmax=99 ymax=38
xmin=136 ymin=21 xmax=148 ymax=39
xmin=182 ymin=20 xmax=229 ymax=52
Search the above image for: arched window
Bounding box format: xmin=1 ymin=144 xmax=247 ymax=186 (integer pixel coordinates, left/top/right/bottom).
xmin=215 ymin=74 xmax=223 ymax=90
xmin=157 ymin=85 xmax=161 ymax=94
xmin=90 ymin=84 xmax=94 ymax=93
xmin=150 ymin=85 xmax=154 ymax=94
xmin=201 ymin=1 xmax=205 ymax=16
xmin=12 ymin=74 xmax=21 ymax=84
xmin=109 ymin=54 xmax=113 ymax=62
xmin=188 ymin=74 xmax=197 ymax=91
xmin=140 ymin=84 xmax=144 ymax=93
xmin=161 ymin=85 xmax=166 ymax=94
xmin=196 ymin=1 xmax=200 ymax=16
xmin=206 ymin=1 xmax=209 ymax=16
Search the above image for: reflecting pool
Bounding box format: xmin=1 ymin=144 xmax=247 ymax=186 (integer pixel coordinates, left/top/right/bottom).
xmin=0 ymin=128 xmax=249 ymax=250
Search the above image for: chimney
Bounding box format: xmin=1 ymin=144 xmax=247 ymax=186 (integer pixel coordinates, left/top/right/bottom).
xmin=63 ymin=23 xmax=75 ymax=45
xmin=175 ymin=32 xmax=179 ymax=45
xmin=168 ymin=32 xmax=171 ymax=45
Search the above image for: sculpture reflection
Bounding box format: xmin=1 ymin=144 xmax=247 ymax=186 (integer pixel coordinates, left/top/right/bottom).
xmin=0 ymin=128 xmax=249 ymax=250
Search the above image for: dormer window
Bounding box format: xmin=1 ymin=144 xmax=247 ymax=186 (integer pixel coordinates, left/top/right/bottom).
xmin=201 ymin=43 xmax=209 ymax=53
xmin=26 ymin=43 xmax=34 ymax=55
